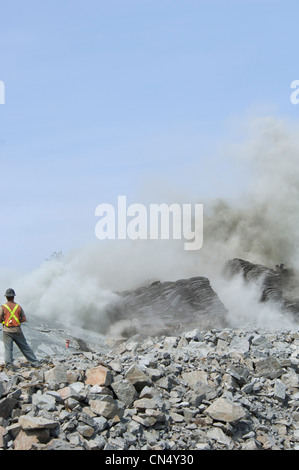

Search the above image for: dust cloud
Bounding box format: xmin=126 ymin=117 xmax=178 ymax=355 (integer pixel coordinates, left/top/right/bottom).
xmin=2 ymin=115 xmax=299 ymax=332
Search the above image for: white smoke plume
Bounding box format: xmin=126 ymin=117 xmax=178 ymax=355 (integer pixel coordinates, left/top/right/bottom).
xmin=2 ymin=115 xmax=299 ymax=332
xmin=203 ymin=116 xmax=299 ymax=272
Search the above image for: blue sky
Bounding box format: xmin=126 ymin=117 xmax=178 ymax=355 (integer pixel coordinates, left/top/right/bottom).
xmin=0 ymin=0 xmax=299 ymax=271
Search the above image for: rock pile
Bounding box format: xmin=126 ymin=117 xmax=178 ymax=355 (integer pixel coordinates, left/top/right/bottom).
xmin=223 ymin=258 xmax=299 ymax=321
xmin=1 ymin=326 xmax=299 ymax=450
xmin=102 ymin=258 xmax=299 ymax=338
xmin=107 ymin=276 xmax=227 ymax=337
xmin=0 ymin=314 xmax=109 ymax=363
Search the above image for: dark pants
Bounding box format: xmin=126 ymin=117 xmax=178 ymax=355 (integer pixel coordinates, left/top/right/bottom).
xmin=2 ymin=328 xmax=38 ymax=365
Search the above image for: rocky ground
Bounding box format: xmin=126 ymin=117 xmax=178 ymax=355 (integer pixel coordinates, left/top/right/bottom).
xmin=0 ymin=323 xmax=299 ymax=451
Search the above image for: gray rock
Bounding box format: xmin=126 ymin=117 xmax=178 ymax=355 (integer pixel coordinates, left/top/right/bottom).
xmin=228 ymin=335 xmax=250 ymax=354
xmin=255 ymin=357 xmax=284 ymax=379
xmin=32 ymin=391 xmax=57 ymax=411
xmin=207 ymin=427 xmax=233 ymax=447
xmin=274 ymin=379 xmax=286 ymax=402
xmin=76 ymin=424 xmax=95 ymax=438
xmin=44 ymin=365 xmax=69 ymax=385
xmin=125 ymin=365 xmax=152 ymax=391
xmin=46 ymin=438 xmax=83 ymax=450
xmin=205 ymin=397 xmax=247 ymax=423
xmin=93 ymin=415 xmax=108 ymax=432
xmin=88 ymin=435 xmax=107 ymax=450
xmin=0 ymin=397 xmax=18 ymax=420
xmin=18 ymin=415 xmax=58 ymax=430
xmin=111 ymin=379 xmax=138 ymax=406
xmin=89 ymin=396 xmax=122 ymax=419
xmin=184 ymin=329 xmax=203 ymax=342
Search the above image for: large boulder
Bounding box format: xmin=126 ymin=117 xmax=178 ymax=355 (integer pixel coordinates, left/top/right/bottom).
xmin=106 ymin=276 xmax=227 ymax=337
xmin=222 ymin=258 xmax=299 ymax=320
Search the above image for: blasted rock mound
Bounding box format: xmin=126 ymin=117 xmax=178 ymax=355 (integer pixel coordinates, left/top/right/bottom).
xmin=223 ymin=258 xmax=299 ymax=320
xmin=0 ymin=315 xmax=109 ymax=364
xmin=106 ymin=277 xmax=227 ymax=337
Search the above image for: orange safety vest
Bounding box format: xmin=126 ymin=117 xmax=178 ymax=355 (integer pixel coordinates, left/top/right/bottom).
xmin=1 ymin=303 xmax=22 ymax=327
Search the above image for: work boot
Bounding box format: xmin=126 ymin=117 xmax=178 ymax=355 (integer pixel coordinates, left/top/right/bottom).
xmin=30 ymin=361 xmax=41 ymax=368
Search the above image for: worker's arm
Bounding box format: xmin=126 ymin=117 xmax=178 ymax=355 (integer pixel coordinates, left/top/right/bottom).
xmin=0 ymin=306 xmax=3 ymax=323
xmin=20 ymin=308 xmax=27 ymax=324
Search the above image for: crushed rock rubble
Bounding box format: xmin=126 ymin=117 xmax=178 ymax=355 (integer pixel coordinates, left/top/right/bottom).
xmin=0 ymin=327 xmax=299 ymax=450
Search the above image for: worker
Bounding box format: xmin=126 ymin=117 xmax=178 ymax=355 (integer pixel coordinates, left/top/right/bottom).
xmin=1 ymin=288 xmax=40 ymax=370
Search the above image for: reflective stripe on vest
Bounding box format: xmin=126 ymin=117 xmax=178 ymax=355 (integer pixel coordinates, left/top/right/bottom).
xmin=3 ymin=304 xmax=20 ymax=327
